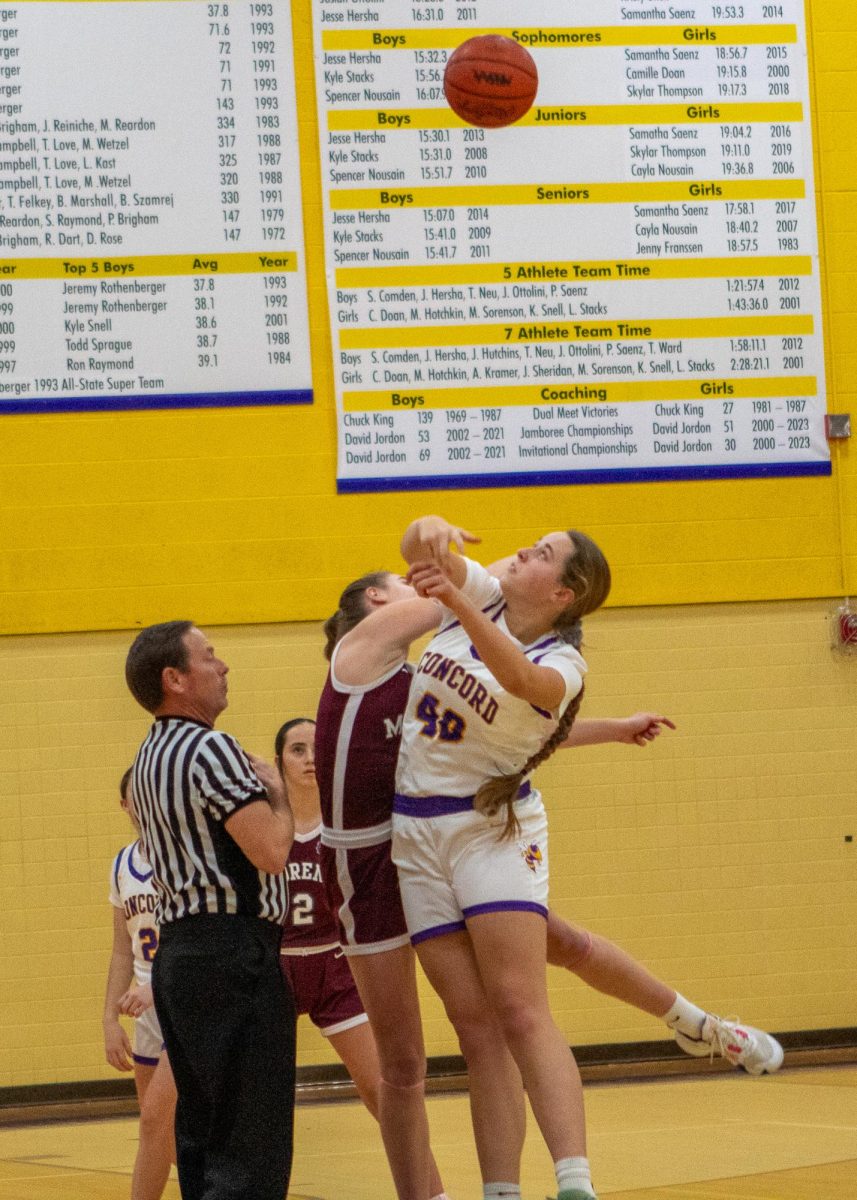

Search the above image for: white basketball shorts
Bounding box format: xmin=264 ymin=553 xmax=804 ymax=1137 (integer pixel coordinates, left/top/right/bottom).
xmin=391 ymin=793 xmax=549 ymax=944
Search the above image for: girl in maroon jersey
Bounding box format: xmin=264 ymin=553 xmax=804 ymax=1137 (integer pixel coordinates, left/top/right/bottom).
xmin=276 ymin=716 xmax=450 ymax=1200
xmin=276 ymin=718 xmax=382 ymax=1115
xmin=317 ymin=573 xmax=446 ymax=1200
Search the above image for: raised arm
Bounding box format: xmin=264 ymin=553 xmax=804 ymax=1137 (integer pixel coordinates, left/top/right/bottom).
xmin=408 ymin=562 xmax=569 ymax=711
xmin=334 ymin=595 xmax=442 ymax=686
xmin=487 ymin=553 xmax=516 ymax=578
xmin=400 ymin=514 xmax=480 ymax=588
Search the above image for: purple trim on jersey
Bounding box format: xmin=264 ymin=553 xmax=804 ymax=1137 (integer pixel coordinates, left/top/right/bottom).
xmin=463 ymin=900 xmax=548 ymax=920
xmin=133 ymin=1052 xmax=161 ymax=1066
xmin=128 ymin=842 xmax=153 ymax=883
xmin=411 ymin=919 xmax=467 ymax=945
xmin=528 ymin=637 xmax=568 ymax=716
xmin=394 ymin=781 xmax=531 ymax=818
xmin=113 ymin=846 xmax=126 ymax=893
xmin=394 ymin=794 xmax=476 ymax=817
xmin=442 ymin=597 xmax=505 ymax=636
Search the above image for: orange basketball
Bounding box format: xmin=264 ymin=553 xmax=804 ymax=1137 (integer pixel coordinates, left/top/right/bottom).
xmin=443 ymin=35 xmax=538 ymax=129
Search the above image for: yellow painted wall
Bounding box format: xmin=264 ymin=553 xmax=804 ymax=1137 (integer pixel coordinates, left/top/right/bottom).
xmin=1 ymin=2 xmax=857 ymax=636
xmin=1 ymin=600 xmax=855 ymax=1087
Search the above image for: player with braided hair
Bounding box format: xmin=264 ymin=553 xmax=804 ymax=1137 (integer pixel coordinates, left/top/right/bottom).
xmin=393 ymin=516 xmax=610 ymax=1200
xmin=319 ymin=531 xmax=782 ymax=1200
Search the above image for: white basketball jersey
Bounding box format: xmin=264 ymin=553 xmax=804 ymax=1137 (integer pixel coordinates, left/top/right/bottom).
xmin=396 ymin=558 xmax=586 ymax=798
xmin=109 ymin=841 xmax=159 ymax=987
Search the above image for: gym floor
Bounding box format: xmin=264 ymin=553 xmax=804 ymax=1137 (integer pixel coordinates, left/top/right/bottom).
xmin=1 ymin=1065 xmax=856 ymax=1199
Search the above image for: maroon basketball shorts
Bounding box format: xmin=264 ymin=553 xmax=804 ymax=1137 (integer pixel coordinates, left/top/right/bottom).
xmin=320 ymin=839 xmax=410 ymax=955
xmin=278 ymin=943 xmax=368 ymax=1036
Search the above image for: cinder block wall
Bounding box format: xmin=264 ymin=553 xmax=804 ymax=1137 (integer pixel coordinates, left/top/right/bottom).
xmin=2 ymin=598 xmax=854 ymax=1086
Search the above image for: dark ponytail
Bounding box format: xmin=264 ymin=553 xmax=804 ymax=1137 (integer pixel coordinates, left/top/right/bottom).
xmin=323 ymin=571 xmax=390 ymax=660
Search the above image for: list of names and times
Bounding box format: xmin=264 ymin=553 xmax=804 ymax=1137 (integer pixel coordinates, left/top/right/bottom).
xmin=312 ymin=0 xmax=829 ymax=493
xmin=0 ymin=1 xmax=311 ymax=414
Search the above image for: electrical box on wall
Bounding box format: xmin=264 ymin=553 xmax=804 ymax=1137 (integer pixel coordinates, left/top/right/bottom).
xmin=831 ymin=600 xmax=857 ymax=656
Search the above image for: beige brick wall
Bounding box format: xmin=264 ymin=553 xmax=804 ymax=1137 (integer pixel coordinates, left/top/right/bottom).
xmin=2 ymin=599 xmax=854 ymax=1086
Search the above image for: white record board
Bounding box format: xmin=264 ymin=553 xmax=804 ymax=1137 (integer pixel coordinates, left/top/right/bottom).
xmin=312 ymin=0 xmax=829 ymax=493
xmin=0 ymin=0 xmax=311 ymax=414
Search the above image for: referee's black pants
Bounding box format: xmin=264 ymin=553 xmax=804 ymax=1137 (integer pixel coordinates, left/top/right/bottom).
xmin=153 ymin=914 xmax=296 ymax=1200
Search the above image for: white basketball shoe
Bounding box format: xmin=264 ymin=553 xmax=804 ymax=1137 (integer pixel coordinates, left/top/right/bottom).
xmin=674 ymin=1014 xmax=784 ymax=1075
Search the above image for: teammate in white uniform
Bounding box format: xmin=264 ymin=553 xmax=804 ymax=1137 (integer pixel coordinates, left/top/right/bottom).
xmin=103 ymin=769 xmax=176 ymax=1200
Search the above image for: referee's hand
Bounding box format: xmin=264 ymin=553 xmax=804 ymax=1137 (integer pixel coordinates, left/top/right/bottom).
xmin=247 ymin=753 xmax=286 ymax=807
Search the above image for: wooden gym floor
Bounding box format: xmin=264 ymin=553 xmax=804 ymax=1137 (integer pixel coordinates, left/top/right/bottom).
xmin=1 ymin=1066 xmax=856 ymax=1199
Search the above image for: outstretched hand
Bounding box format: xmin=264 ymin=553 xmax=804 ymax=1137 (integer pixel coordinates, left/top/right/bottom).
xmin=409 ymin=516 xmax=480 ymax=565
xmin=621 ymin=713 xmax=676 ymax=746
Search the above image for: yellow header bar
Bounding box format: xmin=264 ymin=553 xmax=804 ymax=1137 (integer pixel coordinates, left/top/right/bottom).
xmin=337 ymin=256 xmax=813 ymax=288
xmin=330 ymin=180 xmax=805 ymax=210
xmin=323 ymin=25 xmax=797 ymax=51
xmin=341 ymin=314 xmax=813 ymax=350
xmin=0 ymin=253 xmax=298 ymax=279
xmin=343 ymin=376 xmax=818 ymax=411
xmin=328 ymin=103 xmax=804 ymax=131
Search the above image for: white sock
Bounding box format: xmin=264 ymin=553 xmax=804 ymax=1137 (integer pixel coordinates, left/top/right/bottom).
xmin=430 ymin=1194 xmax=453 ymax=1200
xmin=483 ymin=1185 xmax=521 ymax=1199
xmin=662 ymin=992 xmax=707 ymax=1039
xmin=555 ymin=1155 xmax=595 ymax=1197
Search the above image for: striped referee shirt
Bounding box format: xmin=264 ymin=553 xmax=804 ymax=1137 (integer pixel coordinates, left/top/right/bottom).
xmin=131 ymin=716 xmax=288 ymax=926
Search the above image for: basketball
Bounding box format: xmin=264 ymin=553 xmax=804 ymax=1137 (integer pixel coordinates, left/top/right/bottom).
xmin=443 ymin=35 xmax=538 ymax=129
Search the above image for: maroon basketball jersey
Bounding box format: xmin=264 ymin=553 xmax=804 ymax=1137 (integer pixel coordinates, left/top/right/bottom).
xmin=316 ymin=659 xmax=413 ymax=834
xmin=281 ymin=827 xmax=339 ymax=949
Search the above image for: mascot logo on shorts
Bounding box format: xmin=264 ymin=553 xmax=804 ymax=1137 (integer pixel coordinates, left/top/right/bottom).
xmin=521 ymin=842 xmax=543 ymax=872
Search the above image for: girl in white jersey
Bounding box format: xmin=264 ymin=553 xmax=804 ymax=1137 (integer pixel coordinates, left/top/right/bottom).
xmin=104 ymin=769 xmax=176 ymax=1200
xmin=394 ymin=518 xmax=611 ymax=1200
xmin=326 ymin=554 xmax=782 ymax=1200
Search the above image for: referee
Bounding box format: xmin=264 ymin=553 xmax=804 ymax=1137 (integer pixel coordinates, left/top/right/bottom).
xmin=125 ymin=621 xmax=296 ymax=1200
